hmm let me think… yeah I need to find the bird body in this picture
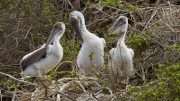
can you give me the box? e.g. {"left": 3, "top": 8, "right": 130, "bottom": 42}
{"left": 20, "top": 22, "right": 65, "bottom": 77}
{"left": 22, "top": 43, "right": 63, "bottom": 77}
{"left": 108, "top": 16, "right": 134, "bottom": 83}
{"left": 109, "top": 39, "right": 134, "bottom": 78}
{"left": 70, "top": 11, "right": 105, "bottom": 76}
{"left": 77, "top": 35, "right": 105, "bottom": 75}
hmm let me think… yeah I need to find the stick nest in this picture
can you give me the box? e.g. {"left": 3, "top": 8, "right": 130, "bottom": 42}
{"left": 31, "top": 75, "right": 114, "bottom": 101}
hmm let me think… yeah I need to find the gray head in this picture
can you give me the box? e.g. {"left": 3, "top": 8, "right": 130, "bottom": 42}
{"left": 108, "top": 16, "right": 128, "bottom": 35}
{"left": 69, "top": 11, "right": 85, "bottom": 39}
{"left": 46, "top": 22, "right": 65, "bottom": 45}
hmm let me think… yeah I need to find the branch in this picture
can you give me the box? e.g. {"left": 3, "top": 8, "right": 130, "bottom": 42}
{"left": 54, "top": 91, "right": 77, "bottom": 101}
{"left": 142, "top": 9, "right": 158, "bottom": 33}
{"left": 0, "top": 72, "right": 36, "bottom": 86}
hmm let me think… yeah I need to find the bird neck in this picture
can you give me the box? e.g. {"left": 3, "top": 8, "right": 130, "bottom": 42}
{"left": 117, "top": 31, "right": 126, "bottom": 45}
{"left": 52, "top": 33, "right": 63, "bottom": 45}
{"left": 45, "top": 33, "right": 55, "bottom": 47}
{"left": 80, "top": 29, "right": 92, "bottom": 41}
{"left": 79, "top": 18, "right": 92, "bottom": 41}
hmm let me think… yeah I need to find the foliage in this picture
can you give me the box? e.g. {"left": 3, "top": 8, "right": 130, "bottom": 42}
{"left": 128, "top": 34, "right": 147, "bottom": 52}
{"left": 125, "top": 63, "right": 180, "bottom": 101}
{"left": 44, "top": 69, "right": 56, "bottom": 80}
{"left": 101, "top": 0, "right": 140, "bottom": 13}
{"left": 118, "top": 2, "right": 140, "bottom": 13}
{"left": 3, "top": 80, "right": 17, "bottom": 90}
{"left": 61, "top": 39, "right": 80, "bottom": 61}
{"left": 166, "top": 43, "right": 180, "bottom": 52}
{"left": 124, "top": 4, "right": 140, "bottom": 13}
{"left": 102, "top": 0, "right": 119, "bottom": 7}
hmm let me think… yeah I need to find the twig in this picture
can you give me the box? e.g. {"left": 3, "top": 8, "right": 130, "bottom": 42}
{"left": 90, "top": 93, "right": 98, "bottom": 101}
{"left": 67, "top": 0, "right": 73, "bottom": 9}
{"left": 54, "top": 61, "right": 74, "bottom": 72}
{"left": 160, "top": 20, "right": 175, "bottom": 32}
{"left": 74, "top": 81, "right": 87, "bottom": 93}
{"left": 59, "top": 80, "right": 86, "bottom": 93}
{"left": 56, "top": 93, "right": 60, "bottom": 101}
{"left": 59, "top": 82, "right": 71, "bottom": 92}
{"left": 54, "top": 91, "right": 77, "bottom": 101}
{"left": 0, "top": 72, "right": 36, "bottom": 86}
{"left": 57, "top": 76, "right": 98, "bottom": 83}
{"left": 143, "top": 50, "right": 159, "bottom": 61}
{"left": 24, "top": 27, "right": 32, "bottom": 39}
{"left": 4, "top": 27, "right": 25, "bottom": 39}
{"left": 11, "top": 86, "right": 17, "bottom": 101}
{"left": 0, "top": 90, "right": 2, "bottom": 101}
{"left": 142, "top": 9, "right": 158, "bottom": 33}
{"left": 75, "top": 74, "right": 98, "bottom": 100}
{"left": 51, "top": 80, "right": 77, "bottom": 101}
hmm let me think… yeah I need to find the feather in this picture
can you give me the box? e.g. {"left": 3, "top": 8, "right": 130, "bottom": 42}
{"left": 20, "top": 47, "right": 47, "bottom": 71}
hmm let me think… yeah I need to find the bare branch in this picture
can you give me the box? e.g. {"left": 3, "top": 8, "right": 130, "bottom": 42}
{"left": 0, "top": 72, "right": 36, "bottom": 86}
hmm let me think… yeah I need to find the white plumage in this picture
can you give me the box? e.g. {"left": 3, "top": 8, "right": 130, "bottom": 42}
{"left": 108, "top": 16, "right": 134, "bottom": 87}
{"left": 20, "top": 22, "right": 65, "bottom": 77}
{"left": 70, "top": 11, "right": 106, "bottom": 76}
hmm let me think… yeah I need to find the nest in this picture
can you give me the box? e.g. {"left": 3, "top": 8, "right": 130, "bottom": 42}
{"left": 31, "top": 75, "right": 114, "bottom": 101}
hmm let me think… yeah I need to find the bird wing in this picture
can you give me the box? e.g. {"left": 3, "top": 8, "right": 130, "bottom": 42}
{"left": 128, "top": 48, "right": 134, "bottom": 58}
{"left": 101, "top": 38, "right": 106, "bottom": 47}
{"left": 108, "top": 48, "right": 118, "bottom": 77}
{"left": 109, "top": 48, "right": 115, "bottom": 63}
{"left": 20, "top": 46, "right": 47, "bottom": 71}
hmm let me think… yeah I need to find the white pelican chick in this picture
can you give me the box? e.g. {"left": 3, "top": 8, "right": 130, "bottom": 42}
{"left": 108, "top": 16, "right": 134, "bottom": 89}
{"left": 20, "top": 22, "right": 65, "bottom": 77}
{"left": 70, "top": 11, "right": 106, "bottom": 76}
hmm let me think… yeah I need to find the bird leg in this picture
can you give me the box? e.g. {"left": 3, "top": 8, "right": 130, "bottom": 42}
{"left": 36, "top": 70, "right": 49, "bottom": 98}
{"left": 36, "top": 77, "right": 48, "bottom": 98}
{"left": 125, "top": 76, "right": 129, "bottom": 92}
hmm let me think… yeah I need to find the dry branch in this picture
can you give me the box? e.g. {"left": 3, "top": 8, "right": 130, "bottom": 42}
{"left": 0, "top": 72, "right": 36, "bottom": 86}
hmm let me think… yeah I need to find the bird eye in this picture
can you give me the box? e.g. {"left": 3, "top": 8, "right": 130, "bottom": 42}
{"left": 119, "top": 18, "right": 123, "bottom": 21}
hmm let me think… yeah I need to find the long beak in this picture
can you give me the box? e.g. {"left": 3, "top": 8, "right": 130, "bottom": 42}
{"left": 108, "top": 25, "right": 116, "bottom": 35}
{"left": 70, "top": 16, "right": 82, "bottom": 40}
{"left": 108, "top": 20, "right": 126, "bottom": 35}
{"left": 46, "top": 25, "right": 62, "bottom": 46}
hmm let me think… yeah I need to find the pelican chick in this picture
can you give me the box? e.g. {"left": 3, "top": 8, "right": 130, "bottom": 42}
{"left": 108, "top": 16, "right": 134, "bottom": 90}
{"left": 70, "top": 11, "right": 106, "bottom": 76}
{"left": 20, "top": 22, "right": 65, "bottom": 77}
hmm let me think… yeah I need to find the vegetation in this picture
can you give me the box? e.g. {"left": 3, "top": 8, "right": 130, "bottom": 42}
{"left": 124, "top": 63, "right": 180, "bottom": 101}
{"left": 0, "top": 0, "right": 179, "bottom": 101}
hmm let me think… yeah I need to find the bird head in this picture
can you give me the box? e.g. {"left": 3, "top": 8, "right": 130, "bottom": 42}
{"left": 108, "top": 16, "right": 128, "bottom": 35}
{"left": 47, "top": 22, "right": 65, "bottom": 45}
{"left": 69, "top": 11, "right": 84, "bottom": 40}
{"left": 52, "top": 22, "right": 65, "bottom": 35}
